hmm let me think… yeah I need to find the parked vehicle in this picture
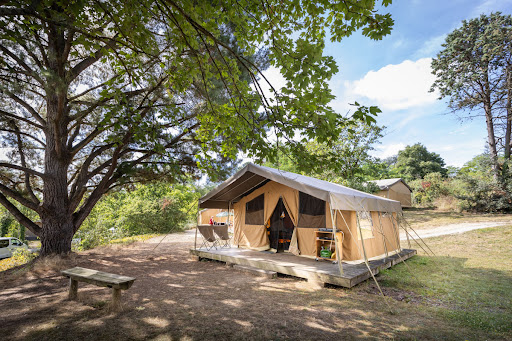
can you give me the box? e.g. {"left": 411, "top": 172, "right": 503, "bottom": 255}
{"left": 0, "top": 237, "right": 28, "bottom": 259}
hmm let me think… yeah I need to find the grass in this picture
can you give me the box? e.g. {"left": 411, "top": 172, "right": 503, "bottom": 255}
{"left": 2, "top": 213, "right": 511, "bottom": 339}
{"left": 0, "top": 249, "right": 37, "bottom": 272}
{"left": 379, "top": 224, "right": 512, "bottom": 337}
{"left": 107, "top": 234, "right": 159, "bottom": 245}
{"left": 403, "top": 208, "right": 512, "bottom": 229}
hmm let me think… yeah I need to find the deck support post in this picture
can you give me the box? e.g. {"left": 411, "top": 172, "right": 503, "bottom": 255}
{"left": 69, "top": 278, "right": 78, "bottom": 300}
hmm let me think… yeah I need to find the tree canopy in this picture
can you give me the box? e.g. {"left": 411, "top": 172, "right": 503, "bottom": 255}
{"left": 0, "top": 0, "right": 394, "bottom": 255}
{"left": 263, "top": 120, "right": 384, "bottom": 192}
{"left": 394, "top": 143, "right": 447, "bottom": 180}
{"left": 431, "top": 12, "right": 512, "bottom": 177}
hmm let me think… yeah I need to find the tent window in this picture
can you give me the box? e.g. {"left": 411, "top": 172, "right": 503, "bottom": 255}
{"left": 357, "top": 211, "right": 374, "bottom": 239}
{"left": 245, "top": 194, "right": 264, "bottom": 225}
{"left": 297, "top": 192, "right": 326, "bottom": 228}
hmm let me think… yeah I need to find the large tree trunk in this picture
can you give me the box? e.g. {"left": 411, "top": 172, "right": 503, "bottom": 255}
{"left": 483, "top": 99, "right": 500, "bottom": 179}
{"left": 39, "top": 217, "right": 74, "bottom": 256}
{"left": 505, "top": 64, "right": 512, "bottom": 161}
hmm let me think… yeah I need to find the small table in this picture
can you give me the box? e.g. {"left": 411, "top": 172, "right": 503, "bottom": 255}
{"left": 61, "top": 267, "right": 136, "bottom": 309}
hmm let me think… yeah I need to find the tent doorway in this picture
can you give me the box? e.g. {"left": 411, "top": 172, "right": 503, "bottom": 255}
{"left": 267, "top": 198, "right": 294, "bottom": 252}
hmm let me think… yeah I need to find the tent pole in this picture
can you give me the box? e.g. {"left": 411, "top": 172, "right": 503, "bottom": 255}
{"left": 330, "top": 208, "right": 344, "bottom": 275}
{"left": 194, "top": 206, "right": 198, "bottom": 250}
{"left": 340, "top": 211, "right": 392, "bottom": 313}
{"left": 400, "top": 213, "right": 411, "bottom": 248}
{"left": 400, "top": 213, "right": 436, "bottom": 256}
{"left": 391, "top": 214, "right": 432, "bottom": 256}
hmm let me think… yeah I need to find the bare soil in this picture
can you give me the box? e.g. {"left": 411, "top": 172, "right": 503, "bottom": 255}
{"left": 0, "top": 230, "right": 496, "bottom": 340}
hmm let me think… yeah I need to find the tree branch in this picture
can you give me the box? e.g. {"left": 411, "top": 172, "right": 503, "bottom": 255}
{"left": 0, "top": 192, "right": 41, "bottom": 236}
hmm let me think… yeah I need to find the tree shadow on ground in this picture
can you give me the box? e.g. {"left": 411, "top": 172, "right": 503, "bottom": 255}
{"left": 1, "top": 241, "right": 510, "bottom": 340}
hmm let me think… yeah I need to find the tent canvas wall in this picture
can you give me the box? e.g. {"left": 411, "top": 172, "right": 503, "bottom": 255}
{"left": 370, "top": 178, "right": 412, "bottom": 208}
{"left": 199, "top": 163, "right": 403, "bottom": 263}
{"left": 198, "top": 208, "right": 232, "bottom": 225}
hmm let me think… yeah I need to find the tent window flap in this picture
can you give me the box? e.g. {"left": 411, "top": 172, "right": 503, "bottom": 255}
{"left": 245, "top": 194, "right": 264, "bottom": 225}
{"left": 297, "top": 192, "right": 326, "bottom": 228}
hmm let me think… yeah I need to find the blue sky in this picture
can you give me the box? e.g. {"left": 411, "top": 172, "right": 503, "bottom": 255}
{"left": 265, "top": 0, "right": 512, "bottom": 167}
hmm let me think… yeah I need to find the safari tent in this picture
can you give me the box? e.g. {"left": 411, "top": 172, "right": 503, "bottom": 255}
{"left": 198, "top": 208, "right": 232, "bottom": 225}
{"left": 369, "top": 178, "right": 412, "bottom": 208}
{"left": 198, "top": 163, "right": 404, "bottom": 263}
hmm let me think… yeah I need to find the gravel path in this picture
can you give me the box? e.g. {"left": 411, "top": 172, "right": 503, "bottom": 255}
{"left": 400, "top": 221, "right": 509, "bottom": 240}
{"left": 145, "top": 223, "right": 511, "bottom": 245}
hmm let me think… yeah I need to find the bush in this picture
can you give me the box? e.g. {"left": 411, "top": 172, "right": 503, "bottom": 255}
{"left": 454, "top": 155, "right": 512, "bottom": 213}
{"left": 0, "top": 248, "right": 37, "bottom": 272}
{"left": 410, "top": 172, "right": 450, "bottom": 206}
{"left": 455, "top": 175, "right": 512, "bottom": 213}
{"left": 76, "top": 182, "right": 201, "bottom": 250}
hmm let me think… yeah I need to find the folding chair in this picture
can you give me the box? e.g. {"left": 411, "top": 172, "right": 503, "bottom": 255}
{"left": 213, "top": 224, "right": 231, "bottom": 249}
{"left": 197, "top": 225, "right": 219, "bottom": 251}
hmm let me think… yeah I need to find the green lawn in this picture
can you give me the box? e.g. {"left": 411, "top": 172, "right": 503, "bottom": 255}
{"left": 378, "top": 225, "right": 512, "bottom": 337}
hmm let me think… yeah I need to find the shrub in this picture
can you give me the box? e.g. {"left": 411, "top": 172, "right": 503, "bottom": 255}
{"left": 0, "top": 248, "right": 37, "bottom": 272}
{"left": 75, "top": 182, "right": 201, "bottom": 250}
{"left": 410, "top": 172, "right": 450, "bottom": 206}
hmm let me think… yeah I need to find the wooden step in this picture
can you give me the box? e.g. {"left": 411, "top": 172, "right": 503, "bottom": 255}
{"left": 232, "top": 264, "right": 277, "bottom": 279}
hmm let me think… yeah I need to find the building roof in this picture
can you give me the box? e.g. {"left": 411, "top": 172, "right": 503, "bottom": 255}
{"left": 369, "top": 178, "right": 412, "bottom": 192}
{"left": 199, "top": 163, "right": 402, "bottom": 212}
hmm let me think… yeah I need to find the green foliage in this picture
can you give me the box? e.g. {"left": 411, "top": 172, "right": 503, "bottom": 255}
{"left": 0, "top": 0, "right": 395, "bottom": 255}
{"left": 430, "top": 12, "right": 512, "bottom": 175}
{"left": 395, "top": 143, "right": 447, "bottom": 180}
{"left": 0, "top": 248, "right": 37, "bottom": 272}
{"left": 263, "top": 121, "right": 385, "bottom": 193}
{"left": 0, "top": 213, "right": 13, "bottom": 237}
{"left": 409, "top": 172, "right": 450, "bottom": 205}
{"left": 76, "top": 182, "right": 200, "bottom": 250}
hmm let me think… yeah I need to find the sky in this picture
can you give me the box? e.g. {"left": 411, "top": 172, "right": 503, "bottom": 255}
{"left": 263, "top": 0, "right": 512, "bottom": 167}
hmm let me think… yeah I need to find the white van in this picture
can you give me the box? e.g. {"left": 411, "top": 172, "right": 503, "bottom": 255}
{"left": 0, "top": 237, "right": 28, "bottom": 259}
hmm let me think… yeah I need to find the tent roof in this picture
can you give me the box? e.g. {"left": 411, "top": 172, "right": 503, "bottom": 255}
{"left": 369, "top": 178, "right": 412, "bottom": 192}
{"left": 199, "top": 163, "right": 402, "bottom": 212}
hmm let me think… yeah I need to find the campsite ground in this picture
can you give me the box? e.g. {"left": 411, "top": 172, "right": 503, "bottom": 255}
{"left": 1, "top": 215, "right": 511, "bottom": 340}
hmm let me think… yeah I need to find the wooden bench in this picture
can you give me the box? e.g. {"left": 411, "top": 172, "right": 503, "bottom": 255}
{"left": 61, "top": 267, "right": 136, "bottom": 309}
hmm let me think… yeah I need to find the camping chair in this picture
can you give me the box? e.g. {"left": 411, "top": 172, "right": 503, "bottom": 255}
{"left": 197, "top": 225, "right": 219, "bottom": 251}
{"left": 213, "top": 224, "right": 231, "bottom": 249}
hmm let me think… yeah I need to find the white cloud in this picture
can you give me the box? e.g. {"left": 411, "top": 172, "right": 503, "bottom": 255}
{"left": 349, "top": 58, "right": 439, "bottom": 111}
{"left": 371, "top": 143, "right": 406, "bottom": 159}
{"left": 471, "top": 0, "right": 512, "bottom": 17}
{"left": 414, "top": 34, "right": 446, "bottom": 58}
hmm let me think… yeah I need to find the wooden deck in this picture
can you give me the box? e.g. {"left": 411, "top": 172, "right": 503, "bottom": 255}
{"left": 190, "top": 247, "right": 416, "bottom": 288}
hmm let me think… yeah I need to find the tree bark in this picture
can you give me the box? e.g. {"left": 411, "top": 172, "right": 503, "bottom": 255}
{"left": 483, "top": 88, "right": 500, "bottom": 178}
{"left": 505, "top": 64, "right": 512, "bottom": 161}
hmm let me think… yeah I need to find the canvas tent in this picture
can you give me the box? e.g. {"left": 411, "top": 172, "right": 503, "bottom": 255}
{"left": 369, "top": 178, "right": 412, "bottom": 208}
{"left": 198, "top": 208, "right": 232, "bottom": 225}
{"left": 198, "top": 163, "right": 405, "bottom": 264}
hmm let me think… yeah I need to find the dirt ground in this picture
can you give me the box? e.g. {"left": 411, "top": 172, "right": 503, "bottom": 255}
{"left": 0, "top": 230, "right": 499, "bottom": 340}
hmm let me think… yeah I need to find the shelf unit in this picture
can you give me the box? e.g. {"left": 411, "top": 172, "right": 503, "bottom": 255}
{"left": 315, "top": 230, "right": 343, "bottom": 261}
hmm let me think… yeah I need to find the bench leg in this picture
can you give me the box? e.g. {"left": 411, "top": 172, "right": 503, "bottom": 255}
{"left": 69, "top": 279, "right": 78, "bottom": 300}
{"left": 111, "top": 288, "right": 122, "bottom": 310}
